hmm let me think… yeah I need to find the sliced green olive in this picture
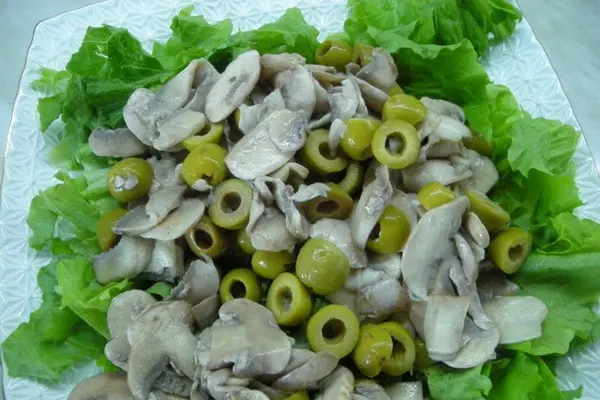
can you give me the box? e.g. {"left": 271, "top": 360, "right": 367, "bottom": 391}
{"left": 284, "top": 391, "right": 309, "bottom": 400}
{"left": 302, "top": 129, "right": 348, "bottom": 176}
{"left": 489, "top": 227, "right": 533, "bottom": 274}
{"left": 371, "top": 119, "right": 420, "bottom": 169}
{"left": 181, "top": 143, "right": 227, "bottom": 188}
{"left": 252, "top": 250, "right": 294, "bottom": 280}
{"left": 266, "top": 272, "right": 312, "bottom": 327}
{"left": 107, "top": 158, "right": 153, "bottom": 202}
{"left": 315, "top": 39, "right": 353, "bottom": 71}
{"left": 379, "top": 321, "right": 416, "bottom": 376}
{"left": 306, "top": 304, "right": 360, "bottom": 358}
{"left": 414, "top": 338, "right": 435, "bottom": 371}
{"left": 185, "top": 215, "right": 228, "bottom": 259}
{"left": 388, "top": 83, "right": 405, "bottom": 96}
{"left": 340, "top": 118, "right": 380, "bottom": 161}
{"left": 331, "top": 162, "right": 364, "bottom": 195}
{"left": 352, "top": 324, "right": 393, "bottom": 378}
{"left": 366, "top": 205, "right": 411, "bottom": 254}
{"left": 219, "top": 268, "right": 261, "bottom": 304}
{"left": 465, "top": 190, "right": 511, "bottom": 232}
{"left": 182, "top": 123, "right": 224, "bottom": 150}
{"left": 295, "top": 238, "right": 350, "bottom": 295}
{"left": 236, "top": 229, "right": 256, "bottom": 255}
{"left": 302, "top": 187, "right": 354, "bottom": 224}
{"left": 352, "top": 43, "right": 373, "bottom": 67}
{"left": 208, "top": 179, "right": 253, "bottom": 230}
{"left": 97, "top": 208, "right": 127, "bottom": 251}
{"left": 417, "top": 182, "right": 457, "bottom": 210}
{"left": 382, "top": 94, "right": 427, "bottom": 125}
{"left": 462, "top": 134, "right": 493, "bottom": 158}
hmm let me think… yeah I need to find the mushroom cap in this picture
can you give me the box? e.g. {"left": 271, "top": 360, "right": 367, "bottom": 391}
{"left": 424, "top": 294, "right": 470, "bottom": 361}
{"left": 108, "top": 290, "right": 157, "bottom": 340}
{"left": 89, "top": 128, "right": 148, "bottom": 158}
{"left": 483, "top": 296, "right": 547, "bottom": 344}
{"left": 274, "top": 65, "right": 316, "bottom": 117}
{"left": 154, "top": 110, "right": 206, "bottom": 151}
{"left": 247, "top": 207, "right": 298, "bottom": 252}
{"left": 170, "top": 257, "right": 220, "bottom": 306}
{"left": 238, "top": 90, "right": 286, "bottom": 135}
{"left": 459, "top": 150, "right": 499, "bottom": 194}
{"left": 357, "top": 278, "right": 409, "bottom": 321}
{"left": 205, "top": 50, "right": 261, "bottom": 122}
{"left": 68, "top": 372, "right": 133, "bottom": 400}
{"left": 271, "top": 350, "right": 338, "bottom": 391}
{"left": 124, "top": 88, "right": 158, "bottom": 146}
{"left": 93, "top": 236, "right": 154, "bottom": 284}
{"left": 141, "top": 240, "right": 185, "bottom": 283}
{"left": 433, "top": 115, "right": 471, "bottom": 142}
{"left": 140, "top": 198, "right": 206, "bottom": 241}
{"left": 352, "top": 77, "right": 388, "bottom": 113}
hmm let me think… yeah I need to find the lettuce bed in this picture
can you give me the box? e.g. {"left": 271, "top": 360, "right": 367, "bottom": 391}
{"left": 2, "top": 0, "right": 600, "bottom": 398}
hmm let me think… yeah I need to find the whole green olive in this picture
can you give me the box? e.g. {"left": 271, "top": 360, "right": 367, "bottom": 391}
{"left": 97, "top": 208, "right": 127, "bottom": 251}
{"left": 252, "top": 250, "right": 294, "bottom": 280}
{"left": 295, "top": 238, "right": 350, "bottom": 295}
{"left": 181, "top": 143, "right": 227, "bottom": 188}
{"left": 340, "top": 118, "right": 381, "bottom": 161}
{"left": 382, "top": 94, "right": 427, "bottom": 125}
{"left": 315, "top": 39, "right": 353, "bottom": 71}
{"left": 107, "top": 158, "right": 153, "bottom": 202}
{"left": 366, "top": 205, "right": 411, "bottom": 254}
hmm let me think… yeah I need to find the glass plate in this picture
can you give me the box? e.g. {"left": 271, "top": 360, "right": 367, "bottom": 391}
{"left": 1, "top": 0, "right": 599, "bottom": 398}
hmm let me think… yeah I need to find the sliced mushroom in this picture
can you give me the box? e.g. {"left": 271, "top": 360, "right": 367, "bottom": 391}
{"left": 205, "top": 50, "right": 261, "bottom": 122}
{"left": 357, "top": 277, "right": 409, "bottom": 321}
{"left": 458, "top": 149, "right": 499, "bottom": 194}
{"left": 389, "top": 189, "right": 418, "bottom": 234}
{"left": 416, "top": 110, "right": 442, "bottom": 141}
{"left": 433, "top": 115, "right": 471, "bottom": 142}
{"left": 349, "top": 164, "right": 393, "bottom": 249}
{"left": 170, "top": 257, "right": 220, "bottom": 306}
{"left": 345, "top": 268, "right": 386, "bottom": 291}
{"left": 148, "top": 155, "right": 185, "bottom": 194}
{"left": 313, "top": 77, "right": 331, "bottom": 115}
{"left": 269, "top": 162, "right": 309, "bottom": 183}
{"left": 208, "top": 299, "right": 292, "bottom": 377}
{"left": 328, "top": 118, "right": 346, "bottom": 156}
{"left": 183, "top": 59, "right": 220, "bottom": 113}
{"left": 400, "top": 197, "right": 469, "bottom": 300}
{"left": 444, "top": 319, "right": 499, "bottom": 369}
{"left": 127, "top": 301, "right": 199, "bottom": 400}
{"left": 420, "top": 97, "right": 465, "bottom": 122}
{"left": 449, "top": 263, "right": 492, "bottom": 331}
{"left": 140, "top": 198, "right": 205, "bottom": 241}
{"left": 352, "top": 77, "right": 388, "bottom": 113}
{"left": 477, "top": 268, "right": 519, "bottom": 302}
{"left": 272, "top": 183, "right": 311, "bottom": 240}
{"left": 454, "top": 234, "right": 478, "bottom": 285}
{"left": 408, "top": 301, "right": 427, "bottom": 339}
{"left": 356, "top": 48, "right": 398, "bottom": 93}
{"left": 124, "top": 88, "right": 158, "bottom": 146}
{"left": 93, "top": 236, "right": 154, "bottom": 284}
{"left": 424, "top": 295, "right": 470, "bottom": 361}
{"left": 317, "top": 366, "right": 354, "bottom": 400}
{"left": 483, "top": 296, "right": 548, "bottom": 344}
{"left": 307, "top": 112, "right": 333, "bottom": 131}
{"left": 427, "top": 140, "right": 461, "bottom": 158}
{"left": 401, "top": 160, "right": 473, "bottom": 192}
{"left": 271, "top": 350, "right": 338, "bottom": 391}
{"left": 237, "top": 89, "right": 286, "bottom": 135}
{"left": 384, "top": 382, "right": 423, "bottom": 400}
{"left": 68, "top": 372, "right": 133, "bottom": 400}
{"left": 191, "top": 294, "right": 221, "bottom": 331}
{"left": 354, "top": 380, "right": 392, "bottom": 400}
{"left": 247, "top": 207, "right": 298, "bottom": 252}
{"left": 154, "top": 110, "right": 206, "bottom": 151}
{"left": 463, "top": 212, "right": 490, "bottom": 248}
{"left": 326, "top": 288, "right": 360, "bottom": 317}
{"left": 275, "top": 65, "right": 316, "bottom": 116}
{"left": 328, "top": 79, "right": 360, "bottom": 121}
{"left": 260, "top": 53, "right": 306, "bottom": 82}
{"left": 306, "top": 64, "right": 345, "bottom": 85}
{"left": 369, "top": 253, "right": 402, "bottom": 279}
{"left": 140, "top": 240, "right": 184, "bottom": 283}
{"left": 310, "top": 219, "right": 368, "bottom": 269}
{"left": 89, "top": 128, "right": 148, "bottom": 158}
{"left": 201, "top": 368, "right": 252, "bottom": 400}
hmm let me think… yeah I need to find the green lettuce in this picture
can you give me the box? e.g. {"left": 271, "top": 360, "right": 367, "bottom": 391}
{"left": 425, "top": 364, "right": 492, "bottom": 400}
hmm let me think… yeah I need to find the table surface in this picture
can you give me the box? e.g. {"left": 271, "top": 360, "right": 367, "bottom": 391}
{"left": 0, "top": 0, "right": 598, "bottom": 170}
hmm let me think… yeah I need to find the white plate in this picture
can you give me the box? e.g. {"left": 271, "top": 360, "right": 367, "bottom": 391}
{"left": 1, "top": 0, "right": 600, "bottom": 398}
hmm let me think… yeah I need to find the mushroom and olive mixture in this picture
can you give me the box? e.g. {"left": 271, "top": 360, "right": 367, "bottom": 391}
{"left": 70, "top": 41, "right": 547, "bottom": 400}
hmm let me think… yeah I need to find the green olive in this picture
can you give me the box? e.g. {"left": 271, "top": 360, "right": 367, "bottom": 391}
{"left": 465, "top": 190, "right": 511, "bottom": 232}
{"left": 352, "top": 324, "right": 393, "bottom": 378}
{"left": 315, "top": 39, "right": 353, "bottom": 71}
{"left": 185, "top": 215, "right": 228, "bottom": 259}
{"left": 295, "top": 238, "right": 350, "bottom": 295}
{"left": 379, "top": 321, "right": 416, "bottom": 376}
{"left": 181, "top": 143, "right": 227, "bottom": 188}
{"left": 340, "top": 118, "right": 380, "bottom": 161}
{"left": 371, "top": 119, "right": 420, "bottom": 169}
{"left": 182, "top": 123, "right": 224, "bottom": 150}
{"left": 388, "top": 83, "right": 405, "bottom": 96}
{"left": 417, "top": 182, "right": 457, "bottom": 210}
{"left": 302, "top": 129, "right": 348, "bottom": 176}
{"left": 252, "top": 250, "right": 294, "bottom": 280}
{"left": 219, "top": 268, "right": 261, "bottom": 304}
{"left": 97, "top": 208, "right": 127, "bottom": 251}
{"left": 306, "top": 304, "right": 360, "bottom": 358}
{"left": 107, "top": 158, "right": 153, "bottom": 202}
{"left": 302, "top": 187, "right": 354, "bottom": 224}
{"left": 366, "top": 205, "right": 411, "bottom": 254}
{"left": 414, "top": 338, "right": 435, "bottom": 371}
{"left": 236, "top": 229, "right": 256, "bottom": 255}
{"left": 382, "top": 94, "right": 427, "bottom": 125}
{"left": 462, "top": 134, "right": 493, "bottom": 158}
{"left": 489, "top": 227, "right": 533, "bottom": 274}
{"left": 284, "top": 391, "right": 309, "bottom": 400}
{"left": 331, "top": 162, "right": 364, "bottom": 195}
{"left": 208, "top": 179, "right": 253, "bottom": 230}
{"left": 266, "top": 272, "right": 312, "bottom": 326}
{"left": 352, "top": 43, "right": 373, "bottom": 67}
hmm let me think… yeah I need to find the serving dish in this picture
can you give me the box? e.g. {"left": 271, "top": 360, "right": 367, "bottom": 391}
{"left": 1, "top": 0, "right": 599, "bottom": 398}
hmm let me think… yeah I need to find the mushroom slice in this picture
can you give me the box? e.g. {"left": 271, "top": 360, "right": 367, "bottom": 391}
{"left": 275, "top": 65, "right": 316, "bottom": 116}
{"left": 290, "top": 182, "right": 330, "bottom": 203}
{"left": 424, "top": 295, "right": 470, "bottom": 361}
{"left": 433, "top": 115, "right": 472, "bottom": 142}
{"left": 272, "top": 183, "right": 311, "bottom": 240}
{"left": 349, "top": 164, "right": 393, "bottom": 249}
{"left": 449, "top": 263, "right": 492, "bottom": 331}
{"left": 89, "top": 128, "right": 148, "bottom": 158}
{"left": 369, "top": 253, "right": 402, "bottom": 279}
{"left": 140, "top": 198, "right": 205, "bottom": 241}
{"left": 310, "top": 219, "right": 368, "bottom": 269}
{"left": 260, "top": 53, "right": 306, "bottom": 82}
{"left": 401, "top": 160, "right": 473, "bottom": 192}
{"left": 201, "top": 368, "right": 252, "bottom": 400}
{"left": 205, "top": 50, "right": 261, "bottom": 122}
{"left": 127, "top": 301, "right": 199, "bottom": 400}
{"left": 483, "top": 296, "right": 548, "bottom": 344}
{"left": 154, "top": 110, "right": 206, "bottom": 151}
{"left": 148, "top": 155, "right": 185, "bottom": 194}
{"left": 427, "top": 140, "right": 461, "bottom": 158}
{"left": 93, "top": 236, "right": 154, "bottom": 284}
{"left": 352, "top": 77, "right": 388, "bottom": 113}
{"left": 328, "top": 118, "right": 346, "bottom": 156}
{"left": 357, "top": 277, "right": 409, "bottom": 321}
{"left": 454, "top": 234, "right": 478, "bottom": 285}
{"left": 477, "top": 269, "right": 519, "bottom": 302}
{"left": 421, "top": 97, "right": 465, "bottom": 122}
{"left": 306, "top": 64, "right": 345, "bottom": 85}
{"left": 140, "top": 240, "right": 184, "bottom": 283}
{"left": 459, "top": 149, "right": 499, "bottom": 194}
{"left": 67, "top": 372, "right": 133, "bottom": 400}
{"left": 345, "top": 268, "right": 386, "bottom": 291}
{"left": 124, "top": 88, "right": 158, "bottom": 145}
{"left": 389, "top": 189, "right": 418, "bottom": 234}
{"left": 409, "top": 301, "right": 427, "bottom": 339}
{"left": 328, "top": 79, "right": 360, "bottom": 121}
{"left": 271, "top": 351, "right": 338, "bottom": 391}
{"left": 191, "top": 294, "right": 221, "bottom": 331}
{"left": 326, "top": 289, "right": 360, "bottom": 317}
{"left": 307, "top": 112, "right": 333, "bottom": 131}
{"left": 226, "top": 109, "right": 305, "bottom": 180}
{"left": 170, "top": 257, "right": 220, "bottom": 306}
{"left": 356, "top": 48, "right": 398, "bottom": 93}
{"left": 354, "top": 380, "right": 392, "bottom": 400}
{"left": 270, "top": 162, "right": 309, "bottom": 183}
{"left": 463, "top": 212, "right": 490, "bottom": 248}
{"left": 208, "top": 299, "right": 292, "bottom": 377}
{"left": 317, "top": 366, "right": 354, "bottom": 400}
{"left": 416, "top": 111, "right": 442, "bottom": 141}
{"left": 384, "top": 382, "right": 424, "bottom": 400}
{"left": 313, "top": 77, "right": 331, "bottom": 115}
{"left": 247, "top": 207, "right": 298, "bottom": 252}
{"left": 444, "top": 319, "right": 500, "bottom": 369}
{"left": 184, "top": 60, "right": 220, "bottom": 113}
{"left": 238, "top": 89, "right": 286, "bottom": 135}
{"left": 400, "top": 197, "right": 469, "bottom": 300}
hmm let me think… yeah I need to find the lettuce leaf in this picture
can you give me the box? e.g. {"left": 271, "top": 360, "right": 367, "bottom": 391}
{"left": 425, "top": 364, "right": 492, "bottom": 400}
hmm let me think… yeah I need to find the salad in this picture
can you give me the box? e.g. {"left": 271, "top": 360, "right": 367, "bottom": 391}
{"left": 2, "top": 0, "right": 600, "bottom": 399}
